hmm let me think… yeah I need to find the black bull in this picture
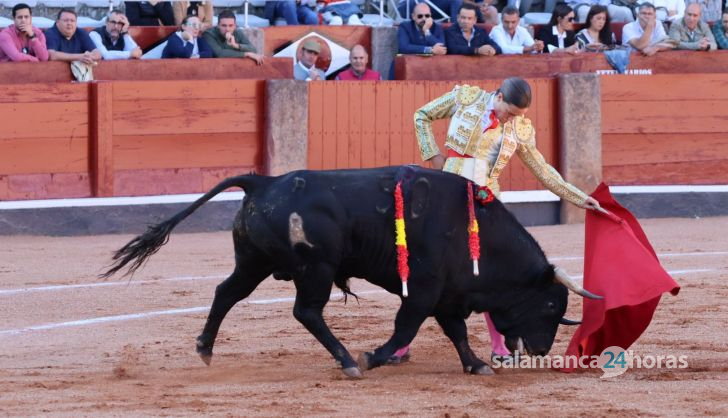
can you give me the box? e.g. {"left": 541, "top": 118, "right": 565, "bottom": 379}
{"left": 103, "top": 166, "right": 600, "bottom": 378}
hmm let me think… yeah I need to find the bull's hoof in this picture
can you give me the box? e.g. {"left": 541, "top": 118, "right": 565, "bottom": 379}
{"left": 357, "top": 352, "right": 374, "bottom": 371}
{"left": 198, "top": 352, "right": 212, "bottom": 366}
{"left": 342, "top": 366, "right": 363, "bottom": 379}
{"left": 465, "top": 364, "right": 494, "bottom": 376}
{"left": 196, "top": 338, "right": 212, "bottom": 366}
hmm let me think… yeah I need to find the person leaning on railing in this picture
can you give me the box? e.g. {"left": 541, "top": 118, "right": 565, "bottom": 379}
{"left": 575, "top": 5, "right": 618, "bottom": 51}
{"left": 711, "top": 11, "right": 728, "bottom": 49}
{"left": 0, "top": 3, "right": 48, "bottom": 62}
{"left": 162, "top": 15, "right": 213, "bottom": 58}
{"left": 202, "top": 9, "right": 264, "bottom": 65}
{"left": 89, "top": 9, "right": 143, "bottom": 60}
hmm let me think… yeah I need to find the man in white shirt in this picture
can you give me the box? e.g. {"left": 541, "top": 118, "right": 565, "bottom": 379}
{"left": 622, "top": 2, "right": 675, "bottom": 55}
{"left": 89, "top": 9, "right": 142, "bottom": 60}
{"left": 489, "top": 7, "right": 544, "bottom": 54}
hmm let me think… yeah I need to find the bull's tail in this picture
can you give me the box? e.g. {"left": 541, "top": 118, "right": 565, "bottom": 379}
{"left": 100, "top": 173, "right": 266, "bottom": 278}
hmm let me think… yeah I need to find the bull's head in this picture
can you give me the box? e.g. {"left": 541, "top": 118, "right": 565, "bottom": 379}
{"left": 489, "top": 267, "right": 602, "bottom": 357}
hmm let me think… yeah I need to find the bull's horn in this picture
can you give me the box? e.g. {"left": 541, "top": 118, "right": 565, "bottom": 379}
{"left": 553, "top": 267, "right": 604, "bottom": 300}
{"left": 559, "top": 318, "right": 581, "bottom": 325}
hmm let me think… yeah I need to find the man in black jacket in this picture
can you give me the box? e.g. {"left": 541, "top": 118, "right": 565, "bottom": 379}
{"left": 444, "top": 3, "right": 501, "bottom": 56}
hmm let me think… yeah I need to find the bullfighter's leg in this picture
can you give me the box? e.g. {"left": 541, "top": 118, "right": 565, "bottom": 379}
{"left": 196, "top": 260, "right": 272, "bottom": 365}
{"left": 437, "top": 314, "right": 493, "bottom": 375}
{"left": 484, "top": 312, "right": 510, "bottom": 357}
{"left": 292, "top": 263, "right": 361, "bottom": 378}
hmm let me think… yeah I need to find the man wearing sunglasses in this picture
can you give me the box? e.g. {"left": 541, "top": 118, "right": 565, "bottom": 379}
{"left": 89, "top": 9, "right": 142, "bottom": 60}
{"left": 397, "top": 3, "right": 447, "bottom": 55}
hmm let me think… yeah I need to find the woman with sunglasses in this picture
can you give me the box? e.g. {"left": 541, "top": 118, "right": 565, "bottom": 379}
{"left": 575, "top": 5, "right": 617, "bottom": 51}
{"left": 162, "top": 15, "right": 213, "bottom": 59}
{"left": 536, "top": 4, "right": 580, "bottom": 54}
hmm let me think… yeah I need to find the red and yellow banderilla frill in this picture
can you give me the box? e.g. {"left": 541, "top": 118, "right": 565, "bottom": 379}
{"left": 394, "top": 181, "right": 409, "bottom": 297}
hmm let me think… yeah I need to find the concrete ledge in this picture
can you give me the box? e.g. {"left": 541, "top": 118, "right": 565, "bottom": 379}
{"left": 265, "top": 80, "right": 309, "bottom": 175}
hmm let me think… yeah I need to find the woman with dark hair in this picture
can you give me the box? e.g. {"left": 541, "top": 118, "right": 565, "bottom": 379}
{"left": 162, "top": 15, "right": 213, "bottom": 59}
{"left": 536, "top": 4, "right": 579, "bottom": 54}
{"left": 576, "top": 5, "right": 617, "bottom": 51}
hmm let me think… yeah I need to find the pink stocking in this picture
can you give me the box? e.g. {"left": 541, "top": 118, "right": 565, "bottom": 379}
{"left": 393, "top": 345, "right": 410, "bottom": 358}
{"left": 484, "top": 312, "right": 510, "bottom": 356}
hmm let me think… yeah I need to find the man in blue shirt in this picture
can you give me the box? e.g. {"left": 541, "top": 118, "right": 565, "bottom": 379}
{"left": 45, "top": 8, "right": 100, "bottom": 64}
{"left": 445, "top": 3, "right": 501, "bottom": 56}
{"left": 397, "top": 3, "right": 447, "bottom": 55}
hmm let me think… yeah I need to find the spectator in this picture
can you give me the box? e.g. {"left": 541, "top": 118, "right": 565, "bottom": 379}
{"left": 125, "top": 1, "right": 175, "bottom": 26}
{"left": 510, "top": 0, "right": 557, "bottom": 17}
{"left": 173, "top": 1, "right": 214, "bottom": 30}
{"left": 686, "top": 0, "right": 721, "bottom": 23}
{"left": 650, "top": 0, "right": 685, "bottom": 22}
{"left": 89, "top": 9, "right": 142, "bottom": 60}
{"left": 265, "top": 0, "right": 319, "bottom": 25}
{"left": 162, "top": 15, "right": 213, "bottom": 58}
{"left": 0, "top": 3, "right": 48, "bottom": 62}
{"left": 570, "top": 0, "right": 633, "bottom": 23}
{"left": 489, "top": 6, "right": 544, "bottom": 54}
{"left": 476, "top": 0, "right": 499, "bottom": 25}
{"left": 397, "top": 3, "right": 447, "bottom": 55}
{"left": 320, "top": 0, "right": 364, "bottom": 25}
{"left": 294, "top": 39, "right": 326, "bottom": 80}
{"left": 575, "top": 5, "right": 617, "bottom": 50}
{"left": 203, "top": 9, "right": 264, "bottom": 64}
{"left": 445, "top": 3, "right": 502, "bottom": 55}
{"left": 668, "top": 3, "right": 716, "bottom": 50}
{"left": 536, "top": 4, "right": 580, "bottom": 54}
{"left": 398, "top": 0, "right": 465, "bottom": 22}
{"left": 711, "top": 11, "right": 728, "bottom": 49}
{"left": 336, "top": 44, "right": 381, "bottom": 80}
{"left": 622, "top": 2, "right": 675, "bottom": 55}
{"left": 45, "top": 9, "right": 101, "bottom": 64}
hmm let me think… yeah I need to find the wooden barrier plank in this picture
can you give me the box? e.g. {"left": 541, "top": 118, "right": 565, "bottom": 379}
{"left": 113, "top": 133, "right": 259, "bottom": 170}
{"left": 112, "top": 98, "right": 259, "bottom": 135}
{"left": 0, "top": 137, "right": 88, "bottom": 174}
{"left": 388, "top": 83, "right": 404, "bottom": 166}
{"left": 360, "top": 82, "right": 377, "bottom": 168}
{"left": 0, "top": 83, "right": 88, "bottom": 103}
{"left": 0, "top": 172, "right": 91, "bottom": 200}
{"left": 602, "top": 99, "right": 728, "bottom": 134}
{"left": 335, "top": 82, "right": 351, "bottom": 168}
{"left": 308, "top": 82, "right": 324, "bottom": 170}
{"left": 112, "top": 79, "right": 263, "bottom": 101}
{"left": 604, "top": 160, "right": 728, "bottom": 185}
{"left": 94, "top": 58, "right": 293, "bottom": 81}
{"left": 400, "top": 81, "right": 417, "bottom": 165}
{"left": 603, "top": 133, "right": 728, "bottom": 166}
{"left": 320, "top": 83, "right": 338, "bottom": 170}
{"left": 0, "top": 102, "right": 88, "bottom": 139}
{"left": 374, "top": 84, "right": 391, "bottom": 167}
{"left": 91, "top": 82, "right": 114, "bottom": 197}
{"left": 601, "top": 74, "right": 728, "bottom": 102}
{"left": 347, "top": 82, "right": 363, "bottom": 168}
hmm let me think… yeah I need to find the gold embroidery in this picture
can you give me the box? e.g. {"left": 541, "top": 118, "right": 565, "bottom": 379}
{"left": 456, "top": 85, "right": 483, "bottom": 106}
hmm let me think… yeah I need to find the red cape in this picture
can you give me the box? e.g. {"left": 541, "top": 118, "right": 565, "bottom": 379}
{"left": 560, "top": 183, "right": 680, "bottom": 372}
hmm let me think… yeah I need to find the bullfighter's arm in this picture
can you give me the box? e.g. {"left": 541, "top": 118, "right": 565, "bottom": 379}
{"left": 514, "top": 117, "right": 589, "bottom": 207}
{"left": 414, "top": 88, "right": 458, "bottom": 161}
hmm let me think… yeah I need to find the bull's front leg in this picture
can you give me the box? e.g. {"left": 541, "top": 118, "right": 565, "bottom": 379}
{"left": 292, "top": 263, "right": 361, "bottom": 378}
{"left": 435, "top": 314, "right": 493, "bottom": 375}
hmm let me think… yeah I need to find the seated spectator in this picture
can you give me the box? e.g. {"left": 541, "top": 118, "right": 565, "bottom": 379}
{"left": 45, "top": 9, "right": 101, "bottom": 64}
{"left": 649, "top": 0, "right": 685, "bottom": 22}
{"left": 89, "top": 9, "right": 142, "bottom": 60}
{"left": 265, "top": 0, "right": 319, "bottom": 25}
{"left": 510, "top": 0, "right": 557, "bottom": 16}
{"left": 686, "top": 0, "right": 721, "bottom": 23}
{"left": 622, "top": 2, "right": 675, "bottom": 55}
{"left": 336, "top": 44, "right": 381, "bottom": 80}
{"left": 397, "top": 3, "right": 447, "bottom": 55}
{"left": 711, "top": 11, "right": 728, "bottom": 49}
{"left": 536, "top": 4, "right": 580, "bottom": 54}
{"left": 575, "top": 5, "right": 617, "bottom": 50}
{"left": 125, "top": 1, "right": 175, "bottom": 26}
{"left": 162, "top": 15, "right": 213, "bottom": 58}
{"left": 398, "top": 0, "right": 466, "bottom": 22}
{"left": 173, "top": 1, "right": 214, "bottom": 30}
{"left": 0, "top": 3, "right": 48, "bottom": 62}
{"left": 445, "top": 3, "right": 501, "bottom": 55}
{"left": 476, "top": 0, "right": 499, "bottom": 25}
{"left": 490, "top": 6, "right": 544, "bottom": 54}
{"left": 570, "top": 0, "right": 633, "bottom": 23}
{"left": 294, "top": 39, "right": 326, "bottom": 80}
{"left": 203, "top": 9, "right": 264, "bottom": 64}
{"left": 320, "top": 0, "right": 364, "bottom": 25}
{"left": 668, "top": 3, "right": 716, "bottom": 50}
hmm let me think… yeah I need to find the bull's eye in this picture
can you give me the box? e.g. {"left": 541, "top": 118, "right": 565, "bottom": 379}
{"left": 547, "top": 301, "right": 556, "bottom": 311}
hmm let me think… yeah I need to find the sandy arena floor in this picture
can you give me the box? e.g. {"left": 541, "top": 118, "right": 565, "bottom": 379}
{"left": 1, "top": 216, "right": 727, "bottom": 417}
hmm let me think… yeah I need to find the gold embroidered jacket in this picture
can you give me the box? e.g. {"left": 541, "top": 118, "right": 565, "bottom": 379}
{"left": 414, "top": 85, "right": 588, "bottom": 206}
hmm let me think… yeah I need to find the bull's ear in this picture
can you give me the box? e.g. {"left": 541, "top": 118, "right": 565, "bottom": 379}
{"left": 410, "top": 177, "right": 431, "bottom": 219}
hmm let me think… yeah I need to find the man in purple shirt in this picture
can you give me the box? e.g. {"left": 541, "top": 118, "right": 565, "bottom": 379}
{"left": 45, "top": 8, "right": 101, "bottom": 64}
{"left": 0, "top": 3, "right": 48, "bottom": 62}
